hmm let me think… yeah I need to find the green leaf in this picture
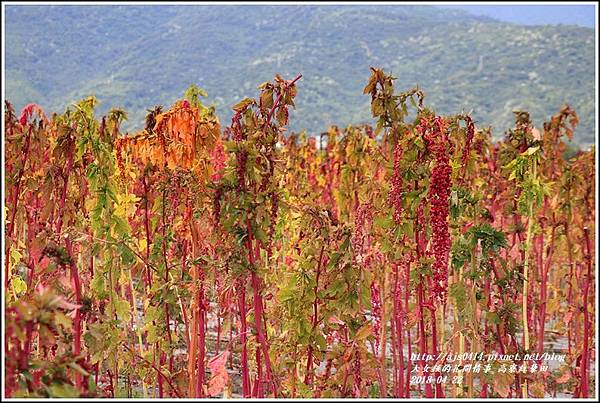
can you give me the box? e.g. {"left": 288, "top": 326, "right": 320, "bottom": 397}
{"left": 279, "top": 281, "right": 296, "bottom": 303}
{"left": 255, "top": 226, "right": 268, "bottom": 243}
{"left": 69, "top": 362, "right": 90, "bottom": 376}
{"left": 260, "top": 89, "right": 274, "bottom": 110}
{"left": 12, "top": 276, "right": 27, "bottom": 296}
{"left": 91, "top": 272, "right": 107, "bottom": 299}
{"left": 315, "top": 333, "right": 327, "bottom": 351}
{"left": 232, "top": 98, "right": 254, "bottom": 112}
{"left": 486, "top": 311, "right": 501, "bottom": 325}
{"left": 522, "top": 146, "right": 540, "bottom": 156}
{"left": 355, "top": 324, "right": 372, "bottom": 340}
{"left": 374, "top": 215, "right": 394, "bottom": 229}
{"left": 115, "top": 299, "right": 131, "bottom": 322}
{"left": 49, "top": 383, "right": 80, "bottom": 398}
{"left": 54, "top": 311, "right": 72, "bottom": 330}
{"left": 449, "top": 282, "right": 467, "bottom": 311}
{"left": 112, "top": 216, "right": 131, "bottom": 237}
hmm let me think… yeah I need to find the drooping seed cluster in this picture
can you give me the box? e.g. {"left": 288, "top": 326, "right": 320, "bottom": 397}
{"left": 115, "top": 138, "right": 126, "bottom": 179}
{"left": 370, "top": 281, "right": 382, "bottom": 352}
{"left": 267, "top": 192, "right": 279, "bottom": 257}
{"left": 390, "top": 142, "right": 403, "bottom": 224}
{"left": 230, "top": 112, "right": 248, "bottom": 192}
{"left": 236, "top": 151, "right": 248, "bottom": 192}
{"left": 461, "top": 116, "right": 475, "bottom": 177}
{"left": 425, "top": 116, "right": 452, "bottom": 304}
{"left": 210, "top": 140, "right": 226, "bottom": 182}
{"left": 213, "top": 186, "right": 224, "bottom": 225}
{"left": 351, "top": 203, "right": 373, "bottom": 268}
{"left": 352, "top": 350, "right": 362, "bottom": 397}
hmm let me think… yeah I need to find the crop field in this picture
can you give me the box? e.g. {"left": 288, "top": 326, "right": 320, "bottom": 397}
{"left": 3, "top": 68, "right": 596, "bottom": 398}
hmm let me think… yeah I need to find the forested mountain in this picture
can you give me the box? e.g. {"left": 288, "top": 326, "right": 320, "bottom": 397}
{"left": 5, "top": 5, "right": 595, "bottom": 145}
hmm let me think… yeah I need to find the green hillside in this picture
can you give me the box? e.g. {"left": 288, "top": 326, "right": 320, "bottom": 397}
{"left": 4, "top": 5, "right": 596, "bottom": 145}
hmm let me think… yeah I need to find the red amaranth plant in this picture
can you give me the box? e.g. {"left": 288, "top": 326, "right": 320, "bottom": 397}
{"left": 4, "top": 69, "right": 595, "bottom": 399}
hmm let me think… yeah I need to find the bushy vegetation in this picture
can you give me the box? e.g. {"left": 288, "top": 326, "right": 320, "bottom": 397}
{"left": 4, "top": 68, "right": 595, "bottom": 398}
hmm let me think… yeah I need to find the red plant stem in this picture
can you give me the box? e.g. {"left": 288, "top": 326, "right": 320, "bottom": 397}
{"left": 123, "top": 344, "right": 182, "bottom": 398}
{"left": 157, "top": 341, "right": 164, "bottom": 397}
{"left": 65, "top": 238, "right": 83, "bottom": 389}
{"left": 6, "top": 127, "right": 31, "bottom": 238}
{"left": 579, "top": 227, "right": 592, "bottom": 397}
{"left": 565, "top": 221, "right": 574, "bottom": 357}
{"left": 379, "top": 278, "right": 388, "bottom": 395}
{"left": 317, "top": 358, "right": 333, "bottom": 397}
{"left": 251, "top": 270, "right": 277, "bottom": 395}
{"left": 108, "top": 369, "right": 115, "bottom": 398}
{"left": 51, "top": 139, "right": 80, "bottom": 389}
{"left": 19, "top": 321, "right": 34, "bottom": 373}
{"left": 228, "top": 326, "right": 234, "bottom": 369}
{"left": 404, "top": 261, "right": 412, "bottom": 398}
{"left": 489, "top": 259, "right": 507, "bottom": 354}
{"left": 537, "top": 224, "right": 556, "bottom": 363}
{"left": 533, "top": 233, "right": 542, "bottom": 340}
{"left": 416, "top": 283, "right": 432, "bottom": 396}
{"left": 195, "top": 270, "right": 206, "bottom": 397}
{"left": 26, "top": 197, "right": 39, "bottom": 289}
{"left": 237, "top": 278, "right": 251, "bottom": 397}
{"left": 262, "top": 74, "right": 302, "bottom": 131}
{"left": 430, "top": 307, "right": 444, "bottom": 398}
{"left": 216, "top": 306, "right": 221, "bottom": 355}
{"left": 246, "top": 218, "right": 278, "bottom": 396}
{"left": 6, "top": 127, "right": 32, "bottom": 289}
{"left": 55, "top": 138, "right": 75, "bottom": 237}
{"left": 392, "top": 263, "right": 405, "bottom": 397}
{"left": 161, "top": 187, "right": 174, "bottom": 391}
{"left": 143, "top": 174, "right": 153, "bottom": 290}
{"left": 254, "top": 347, "right": 263, "bottom": 397}
{"left": 390, "top": 315, "right": 399, "bottom": 396}
{"left": 305, "top": 244, "right": 326, "bottom": 386}
{"left": 180, "top": 241, "right": 190, "bottom": 347}
{"left": 414, "top": 200, "right": 433, "bottom": 398}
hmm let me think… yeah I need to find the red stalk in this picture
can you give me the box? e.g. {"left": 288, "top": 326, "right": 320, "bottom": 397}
{"left": 305, "top": 244, "right": 326, "bottom": 387}
{"left": 537, "top": 224, "right": 556, "bottom": 363}
{"left": 395, "top": 270, "right": 405, "bottom": 397}
{"left": 250, "top": 270, "right": 277, "bottom": 395}
{"left": 565, "top": 221, "right": 574, "bottom": 357}
{"left": 161, "top": 187, "right": 174, "bottom": 394}
{"left": 237, "top": 278, "right": 251, "bottom": 397}
{"left": 404, "top": 261, "right": 412, "bottom": 397}
{"left": 195, "top": 270, "right": 206, "bottom": 397}
{"left": 143, "top": 174, "right": 153, "bottom": 290}
{"left": 26, "top": 197, "right": 40, "bottom": 289}
{"left": 55, "top": 134, "right": 75, "bottom": 237}
{"left": 6, "top": 127, "right": 32, "bottom": 289}
{"left": 157, "top": 341, "right": 163, "bottom": 397}
{"left": 414, "top": 199, "right": 433, "bottom": 398}
{"left": 390, "top": 315, "right": 399, "bottom": 396}
{"left": 253, "top": 347, "right": 263, "bottom": 397}
{"left": 579, "top": 227, "right": 592, "bottom": 397}
{"left": 246, "top": 218, "right": 278, "bottom": 396}
{"left": 430, "top": 307, "right": 444, "bottom": 397}
{"left": 65, "top": 238, "right": 83, "bottom": 389}
{"left": 416, "top": 282, "right": 432, "bottom": 397}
